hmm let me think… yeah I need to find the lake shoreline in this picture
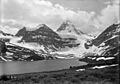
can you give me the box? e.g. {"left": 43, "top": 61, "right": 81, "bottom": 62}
{"left": 0, "top": 64, "right": 119, "bottom": 84}
{"left": 0, "top": 59, "right": 87, "bottom": 75}
{"left": 0, "top": 55, "right": 119, "bottom": 84}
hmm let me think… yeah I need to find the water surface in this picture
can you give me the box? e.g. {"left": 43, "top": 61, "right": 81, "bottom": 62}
{"left": 0, "top": 59, "right": 86, "bottom": 75}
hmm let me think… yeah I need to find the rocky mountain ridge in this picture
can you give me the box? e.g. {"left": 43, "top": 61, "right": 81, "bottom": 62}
{"left": 15, "top": 23, "right": 80, "bottom": 51}
{"left": 0, "top": 22, "right": 119, "bottom": 62}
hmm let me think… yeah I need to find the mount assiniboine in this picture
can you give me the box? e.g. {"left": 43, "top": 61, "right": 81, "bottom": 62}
{"left": 57, "top": 20, "right": 84, "bottom": 35}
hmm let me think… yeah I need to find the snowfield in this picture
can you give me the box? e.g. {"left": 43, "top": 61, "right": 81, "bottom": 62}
{"left": 9, "top": 37, "right": 46, "bottom": 52}
{"left": 50, "top": 34, "right": 103, "bottom": 58}
{"left": 2, "top": 30, "right": 114, "bottom": 59}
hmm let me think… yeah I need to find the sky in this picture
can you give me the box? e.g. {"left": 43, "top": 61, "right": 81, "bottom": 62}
{"left": 0, "top": 0, "right": 120, "bottom": 35}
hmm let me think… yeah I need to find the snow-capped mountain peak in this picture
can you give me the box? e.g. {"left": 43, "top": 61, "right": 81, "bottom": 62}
{"left": 64, "top": 20, "right": 73, "bottom": 25}
{"left": 35, "top": 24, "right": 48, "bottom": 30}
{"left": 57, "top": 20, "right": 84, "bottom": 35}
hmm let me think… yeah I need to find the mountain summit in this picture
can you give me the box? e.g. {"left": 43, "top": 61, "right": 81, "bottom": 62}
{"left": 16, "top": 24, "right": 60, "bottom": 38}
{"left": 57, "top": 20, "right": 84, "bottom": 35}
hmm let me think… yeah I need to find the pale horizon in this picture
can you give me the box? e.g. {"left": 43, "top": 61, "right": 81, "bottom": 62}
{"left": 0, "top": 0, "right": 120, "bottom": 35}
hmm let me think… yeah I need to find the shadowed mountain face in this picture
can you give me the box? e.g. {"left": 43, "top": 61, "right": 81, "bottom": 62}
{"left": 15, "top": 24, "right": 66, "bottom": 51}
{"left": 83, "top": 23, "right": 120, "bottom": 57}
{"left": 15, "top": 27, "right": 26, "bottom": 37}
{"left": 0, "top": 30, "right": 14, "bottom": 42}
{"left": 16, "top": 24, "right": 62, "bottom": 47}
{"left": 0, "top": 40, "right": 7, "bottom": 54}
{"left": 0, "top": 41, "right": 46, "bottom": 61}
{"left": 92, "top": 23, "right": 120, "bottom": 47}
{"left": 92, "top": 23, "right": 120, "bottom": 56}
{"left": 57, "top": 20, "right": 84, "bottom": 35}
{"left": 16, "top": 24, "right": 60, "bottom": 39}
{"left": 15, "top": 24, "right": 80, "bottom": 51}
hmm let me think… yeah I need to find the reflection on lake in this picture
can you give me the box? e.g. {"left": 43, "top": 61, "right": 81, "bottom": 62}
{"left": 0, "top": 59, "right": 87, "bottom": 75}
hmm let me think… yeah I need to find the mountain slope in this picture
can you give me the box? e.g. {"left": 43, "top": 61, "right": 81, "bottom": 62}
{"left": 15, "top": 24, "right": 81, "bottom": 52}
{"left": 91, "top": 23, "right": 120, "bottom": 56}
{"left": 15, "top": 24, "right": 69, "bottom": 51}
{"left": 92, "top": 23, "right": 120, "bottom": 46}
{"left": 0, "top": 40, "right": 47, "bottom": 62}
{"left": 15, "top": 27, "right": 26, "bottom": 37}
{"left": 0, "top": 30, "right": 14, "bottom": 42}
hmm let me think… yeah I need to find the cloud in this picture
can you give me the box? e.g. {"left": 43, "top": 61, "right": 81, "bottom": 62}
{"left": 94, "top": 0, "right": 120, "bottom": 29}
{"left": 2, "top": 0, "right": 95, "bottom": 32}
{"left": 1, "top": 0, "right": 119, "bottom": 35}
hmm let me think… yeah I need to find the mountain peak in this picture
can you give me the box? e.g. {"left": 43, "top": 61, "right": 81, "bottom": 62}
{"left": 22, "top": 27, "right": 27, "bottom": 30}
{"left": 57, "top": 20, "right": 76, "bottom": 32}
{"left": 36, "top": 24, "right": 46, "bottom": 29}
{"left": 35, "top": 24, "right": 56, "bottom": 33}
{"left": 57, "top": 20, "right": 84, "bottom": 35}
{"left": 64, "top": 20, "right": 72, "bottom": 25}
{"left": 15, "top": 27, "right": 27, "bottom": 37}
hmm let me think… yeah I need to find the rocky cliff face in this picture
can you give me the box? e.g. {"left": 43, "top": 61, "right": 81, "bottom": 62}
{"left": 0, "top": 40, "right": 7, "bottom": 54}
{"left": 0, "top": 30, "right": 14, "bottom": 42}
{"left": 15, "top": 24, "right": 64, "bottom": 50}
{"left": 92, "top": 23, "right": 120, "bottom": 47}
{"left": 93, "top": 23, "right": 120, "bottom": 56}
{"left": 0, "top": 41, "right": 47, "bottom": 62}
{"left": 15, "top": 24, "right": 80, "bottom": 51}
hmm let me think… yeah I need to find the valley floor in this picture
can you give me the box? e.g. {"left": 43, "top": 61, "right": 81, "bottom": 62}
{"left": 0, "top": 64, "right": 119, "bottom": 84}
{"left": 0, "top": 55, "right": 119, "bottom": 84}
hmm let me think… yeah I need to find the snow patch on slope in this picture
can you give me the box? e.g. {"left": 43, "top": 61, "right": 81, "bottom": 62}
{"left": 9, "top": 37, "right": 46, "bottom": 52}
{"left": 96, "top": 57, "right": 115, "bottom": 61}
{"left": 91, "top": 64, "right": 118, "bottom": 69}
{"left": 0, "top": 34, "right": 13, "bottom": 39}
{"left": 51, "top": 38, "right": 102, "bottom": 58}
{"left": 0, "top": 25, "right": 19, "bottom": 35}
